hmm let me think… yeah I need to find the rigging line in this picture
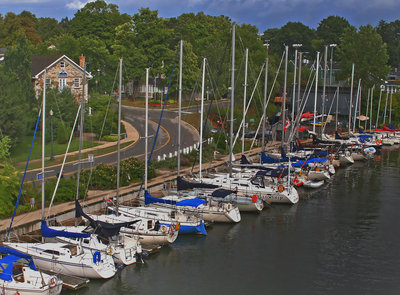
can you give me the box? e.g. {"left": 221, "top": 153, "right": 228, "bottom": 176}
{"left": 288, "top": 69, "right": 317, "bottom": 143}
{"left": 232, "top": 62, "right": 265, "bottom": 148}
{"left": 47, "top": 104, "right": 81, "bottom": 216}
{"left": 99, "top": 64, "right": 119, "bottom": 141}
{"left": 136, "top": 44, "right": 180, "bottom": 197}
{"left": 190, "top": 37, "right": 230, "bottom": 174}
{"left": 250, "top": 50, "right": 286, "bottom": 149}
{"left": 6, "top": 108, "right": 42, "bottom": 241}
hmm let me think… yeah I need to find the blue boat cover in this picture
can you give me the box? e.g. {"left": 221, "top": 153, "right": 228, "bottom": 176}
{"left": 75, "top": 200, "right": 139, "bottom": 237}
{"left": 176, "top": 198, "right": 207, "bottom": 208}
{"left": 261, "top": 152, "right": 289, "bottom": 164}
{"left": 211, "top": 189, "right": 236, "bottom": 198}
{"left": 255, "top": 168, "right": 287, "bottom": 178}
{"left": 145, "top": 191, "right": 207, "bottom": 208}
{"left": 41, "top": 220, "right": 91, "bottom": 238}
{"left": 0, "top": 247, "right": 37, "bottom": 281}
{"left": 292, "top": 158, "right": 328, "bottom": 167}
{"left": 176, "top": 176, "right": 218, "bottom": 191}
{"left": 308, "top": 151, "right": 329, "bottom": 158}
{"left": 240, "top": 154, "right": 251, "bottom": 165}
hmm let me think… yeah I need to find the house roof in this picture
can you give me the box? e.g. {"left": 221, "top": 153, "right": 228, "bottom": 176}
{"left": 31, "top": 54, "right": 92, "bottom": 79}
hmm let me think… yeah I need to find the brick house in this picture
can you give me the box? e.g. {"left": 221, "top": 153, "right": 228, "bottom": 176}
{"left": 31, "top": 55, "right": 92, "bottom": 101}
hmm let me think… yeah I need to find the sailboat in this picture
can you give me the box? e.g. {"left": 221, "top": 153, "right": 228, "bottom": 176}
{"left": 5, "top": 70, "right": 117, "bottom": 279}
{"left": 0, "top": 246, "right": 63, "bottom": 295}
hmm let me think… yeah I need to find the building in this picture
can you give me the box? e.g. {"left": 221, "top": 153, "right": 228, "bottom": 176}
{"left": 31, "top": 55, "right": 92, "bottom": 101}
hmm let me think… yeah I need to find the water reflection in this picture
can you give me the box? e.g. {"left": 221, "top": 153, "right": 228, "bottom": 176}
{"left": 63, "top": 148, "right": 400, "bottom": 295}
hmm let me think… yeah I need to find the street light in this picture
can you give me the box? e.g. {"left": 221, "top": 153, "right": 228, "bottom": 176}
{"left": 49, "top": 109, "right": 54, "bottom": 160}
{"left": 329, "top": 43, "right": 337, "bottom": 85}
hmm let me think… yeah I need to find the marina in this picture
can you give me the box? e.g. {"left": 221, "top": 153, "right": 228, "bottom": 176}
{"left": 58, "top": 147, "right": 400, "bottom": 295}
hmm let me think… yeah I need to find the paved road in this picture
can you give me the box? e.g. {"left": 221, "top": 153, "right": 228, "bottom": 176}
{"left": 25, "top": 105, "right": 199, "bottom": 182}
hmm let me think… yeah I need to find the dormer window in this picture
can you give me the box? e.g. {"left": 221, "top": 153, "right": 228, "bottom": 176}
{"left": 60, "top": 61, "right": 65, "bottom": 68}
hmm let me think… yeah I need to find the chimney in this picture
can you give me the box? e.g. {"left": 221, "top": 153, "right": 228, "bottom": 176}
{"left": 79, "top": 54, "right": 85, "bottom": 69}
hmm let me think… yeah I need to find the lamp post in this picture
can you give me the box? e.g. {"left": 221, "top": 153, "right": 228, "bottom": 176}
{"left": 329, "top": 44, "right": 337, "bottom": 85}
{"left": 49, "top": 109, "right": 54, "bottom": 160}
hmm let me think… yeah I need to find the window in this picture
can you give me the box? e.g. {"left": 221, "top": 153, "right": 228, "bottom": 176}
{"left": 59, "top": 78, "right": 67, "bottom": 91}
{"left": 60, "top": 61, "right": 65, "bottom": 68}
{"left": 74, "top": 78, "right": 81, "bottom": 88}
{"left": 45, "top": 78, "right": 51, "bottom": 87}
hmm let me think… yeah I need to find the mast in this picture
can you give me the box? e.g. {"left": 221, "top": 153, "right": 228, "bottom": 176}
{"left": 321, "top": 45, "right": 328, "bottom": 135}
{"left": 312, "top": 51, "right": 320, "bottom": 133}
{"left": 335, "top": 86, "right": 339, "bottom": 132}
{"left": 177, "top": 40, "right": 183, "bottom": 177}
{"left": 370, "top": 86, "right": 374, "bottom": 131}
{"left": 348, "top": 63, "right": 355, "bottom": 132}
{"left": 353, "top": 79, "right": 361, "bottom": 132}
{"left": 242, "top": 48, "right": 248, "bottom": 155}
{"left": 389, "top": 87, "right": 393, "bottom": 124}
{"left": 376, "top": 87, "right": 383, "bottom": 128}
{"left": 229, "top": 23, "right": 235, "bottom": 177}
{"left": 291, "top": 46, "right": 299, "bottom": 137}
{"left": 262, "top": 56, "right": 269, "bottom": 153}
{"left": 383, "top": 89, "right": 389, "bottom": 125}
{"left": 145, "top": 68, "right": 149, "bottom": 191}
{"left": 41, "top": 71, "right": 46, "bottom": 223}
{"left": 296, "top": 51, "right": 303, "bottom": 138}
{"left": 116, "top": 58, "right": 122, "bottom": 214}
{"left": 199, "top": 57, "right": 206, "bottom": 180}
{"left": 75, "top": 62, "right": 86, "bottom": 226}
{"left": 365, "top": 88, "right": 370, "bottom": 130}
{"left": 281, "top": 45, "right": 288, "bottom": 146}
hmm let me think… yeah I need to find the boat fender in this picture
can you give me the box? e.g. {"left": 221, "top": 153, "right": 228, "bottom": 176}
{"left": 161, "top": 225, "right": 167, "bottom": 233}
{"left": 107, "top": 247, "right": 113, "bottom": 256}
{"left": 278, "top": 184, "right": 285, "bottom": 193}
{"left": 175, "top": 222, "right": 181, "bottom": 231}
{"left": 252, "top": 194, "right": 258, "bottom": 203}
{"left": 93, "top": 251, "right": 101, "bottom": 264}
{"left": 50, "top": 277, "right": 56, "bottom": 287}
{"left": 376, "top": 139, "right": 382, "bottom": 145}
{"left": 227, "top": 204, "right": 231, "bottom": 211}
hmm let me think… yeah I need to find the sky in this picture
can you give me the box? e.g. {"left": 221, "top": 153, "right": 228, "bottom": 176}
{"left": 0, "top": 0, "right": 399, "bottom": 31}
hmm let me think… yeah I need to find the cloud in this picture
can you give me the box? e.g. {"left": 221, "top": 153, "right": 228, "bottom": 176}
{"left": 66, "top": 0, "right": 95, "bottom": 10}
{"left": 0, "top": 0, "right": 48, "bottom": 2}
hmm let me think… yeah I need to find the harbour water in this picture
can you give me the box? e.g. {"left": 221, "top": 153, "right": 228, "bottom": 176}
{"left": 65, "top": 148, "right": 400, "bottom": 295}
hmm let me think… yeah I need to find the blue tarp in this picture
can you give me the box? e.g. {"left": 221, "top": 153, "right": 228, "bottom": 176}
{"left": 255, "top": 169, "right": 287, "bottom": 178}
{"left": 0, "top": 255, "right": 22, "bottom": 281}
{"left": 41, "top": 220, "right": 91, "bottom": 239}
{"left": 0, "top": 246, "right": 37, "bottom": 281}
{"left": 261, "top": 152, "right": 289, "bottom": 164}
{"left": 145, "top": 191, "right": 207, "bottom": 207}
{"left": 176, "top": 198, "right": 207, "bottom": 208}
{"left": 292, "top": 158, "right": 328, "bottom": 167}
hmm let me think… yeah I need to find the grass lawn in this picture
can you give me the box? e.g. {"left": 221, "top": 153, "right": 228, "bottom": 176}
{"left": 11, "top": 135, "right": 100, "bottom": 164}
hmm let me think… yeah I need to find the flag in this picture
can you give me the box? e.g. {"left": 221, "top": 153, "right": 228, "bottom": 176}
{"left": 284, "top": 117, "right": 291, "bottom": 131}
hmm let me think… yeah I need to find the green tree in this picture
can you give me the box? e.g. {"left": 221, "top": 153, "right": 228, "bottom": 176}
{"left": 316, "top": 16, "right": 353, "bottom": 46}
{"left": 36, "top": 17, "right": 65, "bottom": 42}
{"left": 69, "top": 0, "right": 130, "bottom": 51}
{"left": 0, "top": 136, "right": 20, "bottom": 218}
{"left": 376, "top": 20, "right": 400, "bottom": 68}
{"left": 337, "top": 25, "right": 390, "bottom": 89}
{"left": 262, "top": 22, "right": 316, "bottom": 56}
{"left": 0, "top": 34, "right": 35, "bottom": 144}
